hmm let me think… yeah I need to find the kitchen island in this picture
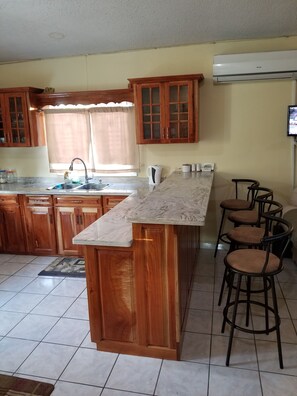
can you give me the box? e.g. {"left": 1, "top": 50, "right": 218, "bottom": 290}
{"left": 73, "top": 171, "right": 213, "bottom": 360}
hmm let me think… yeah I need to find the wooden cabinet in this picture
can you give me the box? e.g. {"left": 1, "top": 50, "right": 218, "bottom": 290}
{"left": 21, "top": 195, "right": 57, "bottom": 255}
{"left": 0, "top": 195, "right": 26, "bottom": 253}
{"left": 0, "top": 87, "right": 44, "bottom": 147}
{"left": 54, "top": 195, "right": 102, "bottom": 256}
{"left": 85, "top": 223, "right": 200, "bottom": 360}
{"left": 128, "top": 74, "right": 204, "bottom": 144}
{"left": 102, "top": 195, "right": 127, "bottom": 214}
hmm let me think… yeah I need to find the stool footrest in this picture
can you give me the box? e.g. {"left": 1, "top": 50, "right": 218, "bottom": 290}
{"left": 223, "top": 299, "right": 281, "bottom": 335}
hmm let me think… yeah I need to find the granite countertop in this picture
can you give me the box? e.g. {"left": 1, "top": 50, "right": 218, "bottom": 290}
{"left": 0, "top": 176, "right": 147, "bottom": 196}
{"left": 73, "top": 171, "right": 214, "bottom": 247}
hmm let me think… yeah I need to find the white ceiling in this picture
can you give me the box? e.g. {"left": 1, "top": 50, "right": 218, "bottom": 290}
{"left": 1, "top": 0, "right": 297, "bottom": 64}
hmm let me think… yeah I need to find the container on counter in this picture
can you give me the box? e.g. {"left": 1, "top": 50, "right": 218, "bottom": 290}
{"left": 6, "top": 169, "right": 17, "bottom": 183}
{"left": 0, "top": 170, "right": 7, "bottom": 184}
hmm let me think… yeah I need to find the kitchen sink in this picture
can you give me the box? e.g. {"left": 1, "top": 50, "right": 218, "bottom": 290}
{"left": 75, "top": 182, "right": 109, "bottom": 191}
{"left": 47, "top": 181, "right": 109, "bottom": 191}
{"left": 46, "top": 182, "right": 82, "bottom": 190}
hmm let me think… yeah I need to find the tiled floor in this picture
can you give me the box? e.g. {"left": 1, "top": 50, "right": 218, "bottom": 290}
{"left": 0, "top": 249, "right": 297, "bottom": 395}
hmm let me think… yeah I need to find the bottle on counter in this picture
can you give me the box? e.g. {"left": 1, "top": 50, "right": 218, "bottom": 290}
{"left": 6, "top": 169, "right": 17, "bottom": 183}
{"left": 0, "top": 170, "right": 7, "bottom": 184}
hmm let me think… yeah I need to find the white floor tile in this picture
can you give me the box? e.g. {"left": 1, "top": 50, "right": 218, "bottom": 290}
{"left": 256, "top": 340, "right": 297, "bottom": 375}
{"left": 261, "top": 371, "right": 297, "bottom": 396}
{"left": 63, "top": 297, "right": 89, "bottom": 320}
{"left": 43, "top": 317, "right": 90, "bottom": 346}
{"left": 60, "top": 348, "right": 118, "bottom": 387}
{"left": 101, "top": 389, "right": 146, "bottom": 396}
{"left": 0, "top": 275, "right": 9, "bottom": 284}
{"left": 50, "top": 279, "right": 86, "bottom": 298}
{"left": 0, "top": 262, "right": 27, "bottom": 276}
{"left": 0, "top": 254, "right": 15, "bottom": 263}
{"left": 181, "top": 332, "right": 211, "bottom": 364}
{"left": 8, "top": 313, "right": 59, "bottom": 341}
{"left": 0, "top": 337, "right": 38, "bottom": 372}
{"left": 7, "top": 255, "right": 36, "bottom": 264}
{"left": 0, "top": 311, "right": 26, "bottom": 336}
{"left": 81, "top": 332, "right": 97, "bottom": 349}
{"left": 155, "top": 360, "right": 208, "bottom": 396}
{"left": 21, "top": 277, "right": 63, "bottom": 295}
{"left": 209, "top": 365, "right": 262, "bottom": 396}
{"left": 53, "top": 380, "right": 102, "bottom": 396}
{"left": 17, "top": 342, "right": 76, "bottom": 379}
{"left": 1, "top": 292, "right": 45, "bottom": 313}
{"left": 30, "top": 256, "right": 57, "bottom": 265}
{"left": 31, "top": 295, "right": 76, "bottom": 316}
{"left": 106, "top": 354, "right": 161, "bottom": 394}
{"left": 185, "top": 309, "right": 212, "bottom": 334}
{"left": 0, "top": 276, "right": 35, "bottom": 292}
{"left": 0, "top": 290, "right": 16, "bottom": 307}
{"left": 189, "top": 290, "right": 214, "bottom": 311}
{"left": 14, "top": 264, "right": 49, "bottom": 277}
{"left": 210, "top": 335, "right": 258, "bottom": 370}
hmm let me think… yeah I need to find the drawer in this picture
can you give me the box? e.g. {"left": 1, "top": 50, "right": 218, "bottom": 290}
{"left": 53, "top": 195, "right": 102, "bottom": 207}
{"left": 102, "top": 195, "right": 127, "bottom": 212}
{"left": 0, "top": 194, "right": 19, "bottom": 205}
{"left": 24, "top": 195, "right": 53, "bottom": 206}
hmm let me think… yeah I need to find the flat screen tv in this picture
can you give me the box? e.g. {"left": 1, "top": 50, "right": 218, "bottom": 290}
{"left": 287, "top": 105, "right": 297, "bottom": 136}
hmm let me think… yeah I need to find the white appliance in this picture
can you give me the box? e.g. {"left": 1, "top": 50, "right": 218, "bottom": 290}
{"left": 213, "top": 50, "right": 297, "bottom": 83}
{"left": 147, "top": 165, "right": 162, "bottom": 185}
{"left": 201, "top": 162, "right": 215, "bottom": 172}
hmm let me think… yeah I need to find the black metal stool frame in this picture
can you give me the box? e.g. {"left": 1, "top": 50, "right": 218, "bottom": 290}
{"left": 214, "top": 178, "right": 259, "bottom": 257}
{"left": 218, "top": 196, "right": 282, "bottom": 307}
{"left": 221, "top": 215, "right": 293, "bottom": 369}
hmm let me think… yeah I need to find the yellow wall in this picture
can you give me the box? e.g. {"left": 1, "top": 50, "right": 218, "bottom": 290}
{"left": 0, "top": 36, "right": 297, "bottom": 244}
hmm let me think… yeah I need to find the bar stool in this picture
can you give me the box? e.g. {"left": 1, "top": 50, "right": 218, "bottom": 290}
{"left": 227, "top": 186, "right": 273, "bottom": 228}
{"left": 221, "top": 214, "right": 293, "bottom": 368}
{"left": 214, "top": 179, "right": 259, "bottom": 257}
{"left": 218, "top": 199, "right": 283, "bottom": 306}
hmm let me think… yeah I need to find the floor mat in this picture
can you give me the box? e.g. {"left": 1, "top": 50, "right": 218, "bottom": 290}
{"left": 0, "top": 373, "right": 54, "bottom": 395}
{"left": 38, "top": 257, "right": 85, "bottom": 278}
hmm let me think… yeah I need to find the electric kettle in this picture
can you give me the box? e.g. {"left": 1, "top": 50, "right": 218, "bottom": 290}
{"left": 147, "top": 165, "right": 162, "bottom": 185}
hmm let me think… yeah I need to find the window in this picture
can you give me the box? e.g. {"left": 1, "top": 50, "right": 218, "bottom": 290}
{"left": 44, "top": 102, "right": 139, "bottom": 175}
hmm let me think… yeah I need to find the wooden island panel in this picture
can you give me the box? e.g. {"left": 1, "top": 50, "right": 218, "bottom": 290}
{"left": 84, "top": 222, "right": 199, "bottom": 360}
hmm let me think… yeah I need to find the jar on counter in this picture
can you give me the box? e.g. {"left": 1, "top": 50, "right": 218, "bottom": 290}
{"left": 6, "top": 169, "right": 17, "bottom": 183}
{"left": 0, "top": 170, "right": 7, "bottom": 184}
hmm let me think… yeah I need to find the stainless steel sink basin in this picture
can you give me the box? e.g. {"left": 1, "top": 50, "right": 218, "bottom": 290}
{"left": 75, "top": 182, "right": 109, "bottom": 191}
{"left": 47, "top": 182, "right": 82, "bottom": 190}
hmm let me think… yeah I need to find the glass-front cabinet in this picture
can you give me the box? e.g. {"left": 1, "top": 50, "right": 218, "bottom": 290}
{"left": 129, "top": 74, "right": 204, "bottom": 144}
{"left": 0, "top": 87, "right": 44, "bottom": 147}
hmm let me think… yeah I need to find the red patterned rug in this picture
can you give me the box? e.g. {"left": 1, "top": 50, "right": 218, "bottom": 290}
{"left": 0, "top": 374, "right": 54, "bottom": 395}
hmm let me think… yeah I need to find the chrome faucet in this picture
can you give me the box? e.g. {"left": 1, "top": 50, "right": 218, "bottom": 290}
{"left": 69, "top": 157, "right": 89, "bottom": 184}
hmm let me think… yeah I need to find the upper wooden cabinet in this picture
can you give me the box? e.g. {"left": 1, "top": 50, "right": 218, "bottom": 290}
{"left": 0, "top": 87, "right": 44, "bottom": 147}
{"left": 128, "top": 74, "right": 204, "bottom": 144}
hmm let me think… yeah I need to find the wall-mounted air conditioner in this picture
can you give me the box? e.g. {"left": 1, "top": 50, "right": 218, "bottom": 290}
{"left": 213, "top": 50, "right": 297, "bottom": 83}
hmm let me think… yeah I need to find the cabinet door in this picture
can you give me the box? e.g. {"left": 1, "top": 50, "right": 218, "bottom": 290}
{"left": 55, "top": 205, "right": 102, "bottom": 256}
{"left": 0, "top": 203, "right": 26, "bottom": 253}
{"left": 25, "top": 206, "right": 56, "bottom": 255}
{"left": 165, "top": 81, "right": 194, "bottom": 142}
{"left": 0, "top": 95, "right": 9, "bottom": 146}
{"left": 4, "top": 93, "right": 31, "bottom": 146}
{"left": 55, "top": 206, "right": 80, "bottom": 256}
{"left": 135, "top": 83, "right": 164, "bottom": 144}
